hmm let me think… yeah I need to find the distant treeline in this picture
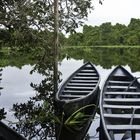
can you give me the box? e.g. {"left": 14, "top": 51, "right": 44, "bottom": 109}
{"left": 1, "top": 18, "right": 140, "bottom": 49}
{"left": 66, "top": 18, "right": 140, "bottom": 46}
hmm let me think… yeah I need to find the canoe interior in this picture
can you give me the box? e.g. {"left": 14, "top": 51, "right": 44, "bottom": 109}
{"left": 56, "top": 62, "right": 100, "bottom": 117}
{"left": 100, "top": 66, "right": 140, "bottom": 140}
{"left": 57, "top": 62, "right": 99, "bottom": 102}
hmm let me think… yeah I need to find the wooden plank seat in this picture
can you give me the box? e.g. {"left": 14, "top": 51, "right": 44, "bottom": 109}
{"left": 76, "top": 73, "right": 97, "bottom": 76}
{"left": 104, "top": 98, "right": 140, "bottom": 102}
{"left": 105, "top": 92, "right": 140, "bottom": 95}
{"left": 108, "top": 80, "right": 131, "bottom": 84}
{"left": 73, "top": 77, "right": 98, "bottom": 80}
{"left": 70, "top": 80, "right": 98, "bottom": 83}
{"left": 64, "top": 86, "right": 94, "bottom": 90}
{"left": 107, "top": 125, "right": 140, "bottom": 131}
{"left": 103, "top": 104, "right": 140, "bottom": 109}
{"left": 62, "top": 90, "right": 89, "bottom": 95}
{"left": 104, "top": 113, "right": 140, "bottom": 119}
{"left": 106, "top": 86, "right": 137, "bottom": 90}
{"left": 67, "top": 83, "right": 96, "bottom": 87}
{"left": 80, "top": 69, "right": 95, "bottom": 73}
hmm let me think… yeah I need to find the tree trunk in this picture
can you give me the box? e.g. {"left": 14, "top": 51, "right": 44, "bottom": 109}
{"left": 53, "top": 0, "right": 59, "bottom": 94}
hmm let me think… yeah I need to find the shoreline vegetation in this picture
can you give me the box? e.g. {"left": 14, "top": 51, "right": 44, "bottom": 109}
{"left": 1, "top": 18, "right": 140, "bottom": 50}
{"left": 62, "top": 45, "right": 140, "bottom": 49}
{"left": 1, "top": 46, "right": 140, "bottom": 72}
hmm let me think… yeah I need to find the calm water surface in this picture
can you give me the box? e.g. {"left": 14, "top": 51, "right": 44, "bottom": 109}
{"left": 1, "top": 56, "right": 140, "bottom": 139}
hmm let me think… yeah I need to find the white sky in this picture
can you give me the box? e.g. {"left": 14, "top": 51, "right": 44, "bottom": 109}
{"left": 86, "top": 0, "right": 140, "bottom": 26}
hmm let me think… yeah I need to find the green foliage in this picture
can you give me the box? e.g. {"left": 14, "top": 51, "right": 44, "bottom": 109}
{"left": 11, "top": 52, "right": 57, "bottom": 139}
{"left": 62, "top": 46, "right": 140, "bottom": 71}
{"left": 66, "top": 18, "right": 140, "bottom": 46}
{"left": 0, "top": 0, "right": 102, "bottom": 51}
{"left": 0, "top": 108, "right": 6, "bottom": 120}
{"left": 64, "top": 104, "right": 96, "bottom": 130}
{"left": 66, "top": 33, "right": 84, "bottom": 46}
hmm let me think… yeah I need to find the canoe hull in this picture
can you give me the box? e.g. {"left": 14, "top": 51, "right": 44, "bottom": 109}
{"left": 55, "top": 62, "right": 100, "bottom": 140}
{"left": 100, "top": 65, "right": 140, "bottom": 140}
{"left": 56, "top": 88, "right": 100, "bottom": 140}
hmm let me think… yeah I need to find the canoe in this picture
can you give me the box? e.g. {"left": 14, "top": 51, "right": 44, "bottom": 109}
{"left": 0, "top": 121, "right": 26, "bottom": 140}
{"left": 55, "top": 62, "right": 100, "bottom": 140}
{"left": 100, "top": 65, "right": 140, "bottom": 140}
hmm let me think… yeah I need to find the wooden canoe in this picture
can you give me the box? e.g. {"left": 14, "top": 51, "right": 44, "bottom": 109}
{"left": 0, "top": 121, "right": 26, "bottom": 140}
{"left": 100, "top": 65, "right": 140, "bottom": 140}
{"left": 55, "top": 62, "right": 100, "bottom": 140}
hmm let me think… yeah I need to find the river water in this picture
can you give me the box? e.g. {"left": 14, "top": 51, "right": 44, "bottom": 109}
{"left": 0, "top": 47, "right": 140, "bottom": 139}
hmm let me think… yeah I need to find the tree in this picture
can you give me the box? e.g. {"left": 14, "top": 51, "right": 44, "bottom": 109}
{"left": 0, "top": 0, "right": 103, "bottom": 139}
{"left": 66, "top": 33, "right": 84, "bottom": 46}
{"left": 83, "top": 25, "right": 101, "bottom": 46}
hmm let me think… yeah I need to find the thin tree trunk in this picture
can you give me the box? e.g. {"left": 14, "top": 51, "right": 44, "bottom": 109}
{"left": 53, "top": 0, "right": 59, "bottom": 94}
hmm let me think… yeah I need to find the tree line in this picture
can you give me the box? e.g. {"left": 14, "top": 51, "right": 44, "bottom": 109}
{"left": 1, "top": 18, "right": 140, "bottom": 48}
{"left": 0, "top": 0, "right": 97, "bottom": 51}
{"left": 66, "top": 18, "right": 140, "bottom": 46}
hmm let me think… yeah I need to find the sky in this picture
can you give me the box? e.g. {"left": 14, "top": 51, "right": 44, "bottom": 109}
{"left": 86, "top": 0, "right": 140, "bottom": 26}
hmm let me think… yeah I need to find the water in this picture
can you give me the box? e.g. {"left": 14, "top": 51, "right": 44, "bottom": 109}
{"left": 1, "top": 47, "right": 140, "bottom": 139}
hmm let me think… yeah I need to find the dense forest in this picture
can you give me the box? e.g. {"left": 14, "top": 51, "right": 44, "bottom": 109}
{"left": 66, "top": 18, "right": 140, "bottom": 46}
{"left": 1, "top": 18, "right": 140, "bottom": 49}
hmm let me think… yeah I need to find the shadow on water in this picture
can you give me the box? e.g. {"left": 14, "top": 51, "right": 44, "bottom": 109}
{"left": 0, "top": 46, "right": 140, "bottom": 139}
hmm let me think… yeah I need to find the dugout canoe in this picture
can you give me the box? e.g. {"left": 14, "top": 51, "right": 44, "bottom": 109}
{"left": 55, "top": 62, "right": 100, "bottom": 140}
{"left": 100, "top": 65, "right": 140, "bottom": 140}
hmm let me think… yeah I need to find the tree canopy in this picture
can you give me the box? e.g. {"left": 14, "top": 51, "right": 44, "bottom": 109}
{"left": 66, "top": 18, "right": 140, "bottom": 46}
{"left": 0, "top": 0, "right": 103, "bottom": 50}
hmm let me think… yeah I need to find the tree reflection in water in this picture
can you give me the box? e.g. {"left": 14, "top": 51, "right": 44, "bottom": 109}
{"left": 12, "top": 51, "right": 60, "bottom": 140}
{"left": 0, "top": 69, "right": 7, "bottom": 120}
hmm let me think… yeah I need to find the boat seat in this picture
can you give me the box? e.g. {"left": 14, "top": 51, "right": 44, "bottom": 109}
{"left": 104, "top": 113, "right": 140, "bottom": 119}
{"left": 107, "top": 86, "right": 137, "bottom": 90}
{"left": 62, "top": 90, "right": 89, "bottom": 95}
{"left": 76, "top": 73, "right": 97, "bottom": 76}
{"left": 70, "top": 80, "right": 98, "bottom": 83}
{"left": 108, "top": 80, "right": 131, "bottom": 84}
{"left": 73, "top": 77, "right": 98, "bottom": 80}
{"left": 59, "top": 94, "right": 84, "bottom": 99}
{"left": 67, "top": 83, "right": 96, "bottom": 87}
{"left": 105, "top": 92, "right": 140, "bottom": 95}
{"left": 107, "top": 125, "right": 140, "bottom": 130}
{"left": 64, "top": 86, "right": 93, "bottom": 90}
{"left": 104, "top": 98, "right": 140, "bottom": 102}
{"left": 80, "top": 69, "right": 95, "bottom": 73}
{"left": 103, "top": 104, "right": 140, "bottom": 109}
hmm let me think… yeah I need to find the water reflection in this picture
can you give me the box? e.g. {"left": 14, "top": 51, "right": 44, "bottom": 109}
{"left": 0, "top": 47, "right": 140, "bottom": 139}
{"left": 11, "top": 53, "right": 58, "bottom": 139}
{"left": 62, "top": 47, "right": 140, "bottom": 72}
{"left": 0, "top": 68, "right": 6, "bottom": 120}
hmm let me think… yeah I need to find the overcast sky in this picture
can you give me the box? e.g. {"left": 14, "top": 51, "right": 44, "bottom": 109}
{"left": 86, "top": 0, "right": 140, "bottom": 26}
